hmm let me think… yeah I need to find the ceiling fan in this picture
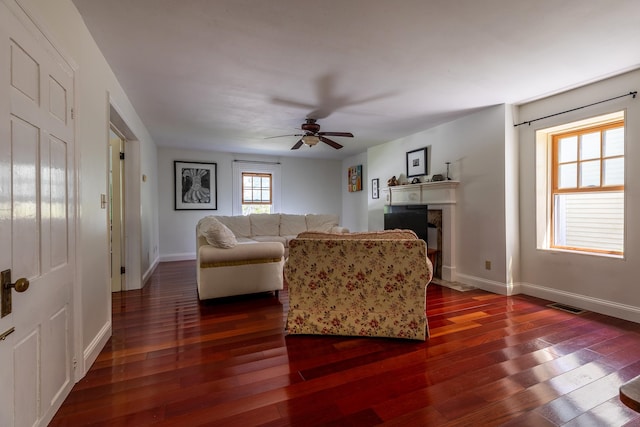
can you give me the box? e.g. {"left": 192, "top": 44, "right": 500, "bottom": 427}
{"left": 267, "top": 118, "right": 354, "bottom": 150}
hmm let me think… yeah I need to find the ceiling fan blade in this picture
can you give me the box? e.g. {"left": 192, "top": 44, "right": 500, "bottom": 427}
{"left": 265, "top": 133, "right": 303, "bottom": 139}
{"left": 291, "top": 139, "right": 304, "bottom": 150}
{"left": 320, "top": 136, "right": 343, "bottom": 149}
{"left": 318, "top": 132, "right": 353, "bottom": 138}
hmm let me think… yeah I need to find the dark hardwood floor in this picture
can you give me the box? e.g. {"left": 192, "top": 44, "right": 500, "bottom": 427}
{"left": 50, "top": 261, "right": 640, "bottom": 426}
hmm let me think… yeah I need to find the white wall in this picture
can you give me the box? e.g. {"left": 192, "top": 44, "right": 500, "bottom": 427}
{"left": 518, "top": 69, "right": 640, "bottom": 322}
{"left": 281, "top": 156, "right": 343, "bottom": 215}
{"left": 367, "top": 105, "right": 513, "bottom": 288}
{"left": 140, "top": 137, "right": 160, "bottom": 281}
{"left": 157, "top": 147, "right": 343, "bottom": 260}
{"left": 24, "top": 0, "right": 159, "bottom": 376}
{"left": 342, "top": 152, "right": 369, "bottom": 232}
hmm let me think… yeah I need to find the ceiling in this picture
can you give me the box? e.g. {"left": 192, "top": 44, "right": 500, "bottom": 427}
{"left": 72, "top": 0, "right": 640, "bottom": 160}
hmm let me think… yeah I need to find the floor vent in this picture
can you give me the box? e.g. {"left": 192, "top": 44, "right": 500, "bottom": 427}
{"left": 548, "top": 302, "right": 587, "bottom": 315}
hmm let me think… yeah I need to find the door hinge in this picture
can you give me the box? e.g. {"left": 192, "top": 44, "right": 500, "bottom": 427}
{"left": 119, "top": 152, "right": 125, "bottom": 160}
{"left": 120, "top": 266, "right": 126, "bottom": 275}
{"left": 71, "top": 107, "right": 75, "bottom": 119}
{"left": 73, "top": 358, "right": 77, "bottom": 371}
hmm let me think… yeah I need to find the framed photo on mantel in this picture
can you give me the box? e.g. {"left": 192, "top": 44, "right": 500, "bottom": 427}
{"left": 406, "top": 147, "right": 427, "bottom": 177}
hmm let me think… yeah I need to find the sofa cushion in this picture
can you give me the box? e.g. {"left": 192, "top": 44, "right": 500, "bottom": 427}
{"left": 199, "top": 241, "right": 284, "bottom": 265}
{"left": 250, "top": 213, "right": 280, "bottom": 236}
{"left": 236, "top": 236, "right": 257, "bottom": 244}
{"left": 216, "top": 215, "right": 251, "bottom": 238}
{"left": 251, "top": 235, "right": 287, "bottom": 246}
{"left": 305, "top": 214, "right": 340, "bottom": 232}
{"left": 280, "top": 213, "right": 308, "bottom": 236}
{"left": 198, "top": 217, "right": 238, "bottom": 249}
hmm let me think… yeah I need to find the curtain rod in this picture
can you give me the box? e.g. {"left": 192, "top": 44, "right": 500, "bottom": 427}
{"left": 233, "top": 160, "right": 281, "bottom": 165}
{"left": 514, "top": 91, "right": 637, "bottom": 127}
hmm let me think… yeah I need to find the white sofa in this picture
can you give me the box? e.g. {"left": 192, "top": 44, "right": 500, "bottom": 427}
{"left": 213, "top": 213, "right": 348, "bottom": 257}
{"left": 196, "top": 213, "right": 347, "bottom": 300}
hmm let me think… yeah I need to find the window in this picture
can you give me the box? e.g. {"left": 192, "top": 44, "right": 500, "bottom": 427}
{"left": 231, "top": 161, "right": 281, "bottom": 215}
{"left": 549, "top": 118, "right": 624, "bottom": 255}
{"left": 241, "top": 172, "right": 272, "bottom": 215}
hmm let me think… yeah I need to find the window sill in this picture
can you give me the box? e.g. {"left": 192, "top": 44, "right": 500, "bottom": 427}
{"left": 539, "top": 247, "right": 624, "bottom": 260}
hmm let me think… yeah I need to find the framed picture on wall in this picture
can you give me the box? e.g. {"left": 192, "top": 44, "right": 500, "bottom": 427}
{"left": 348, "top": 164, "right": 363, "bottom": 192}
{"left": 406, "top": 147, "right": 427, "bottom": 177}
{"left": 174, "top": 160, "right": 217, "bottom": 210}
{"left": 372, "top": 178, "right": 379, "bottom": 199}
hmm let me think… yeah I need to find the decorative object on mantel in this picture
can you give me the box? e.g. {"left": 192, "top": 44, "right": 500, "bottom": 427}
{"left": 387, "top": 176, "right": 399, "bottom": 186}
{"left": 371, "top": 178, "right": 379, "bottom": 199}
{"left": 348, "top": 165, "right": 362, "bottom": 192}
{"left": 446, "top": 162, "right": 452, "bottom": 180}
{"left": 411, "top": 177, "right": 421, "bottom": 184}
{"left": 431, "top": 174, "right": 444, "bottom": 182}
{"left": 406, "top": 147, "right": 428, "bottom": 177}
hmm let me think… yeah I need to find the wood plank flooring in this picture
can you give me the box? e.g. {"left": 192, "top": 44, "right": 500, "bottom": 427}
{"left": 50, "top": 260, "right": 640, "bottom": 426}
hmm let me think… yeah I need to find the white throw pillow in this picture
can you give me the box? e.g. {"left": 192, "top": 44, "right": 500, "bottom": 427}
{"left": 199, "top": 217, "right": 237, "bottom": 248}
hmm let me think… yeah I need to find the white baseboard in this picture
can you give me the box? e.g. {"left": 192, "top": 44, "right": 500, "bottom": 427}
{"left": 82, "top": 320, "right": 111, "bottom": 377}
{"left": 159, "top": 252, "right": 196, "bottom": 262}
{"left": 455, "top": 273, "right": 521, "bottom": 295}
{"left": 455, "top": 272, "right": 640, "bottom": 324}
{"left": 520, "top": 282, "right": 640, "bottom": 324}
{"left": 143, "top": 256, "right": 160, "bottom": 284}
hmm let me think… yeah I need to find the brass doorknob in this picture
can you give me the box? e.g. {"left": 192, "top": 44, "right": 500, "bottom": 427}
{"left": 11, "top": 278, "right": 29, "bottom": 293}
{"left": 1, "top": 269, "right": 29, "bottom": 318}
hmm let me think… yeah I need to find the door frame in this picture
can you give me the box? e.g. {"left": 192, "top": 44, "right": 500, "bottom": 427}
{"left": 109, "top": 126, "right": 126, "bottom": 292}
{"left": 108, "top": 101, "right": 143, "bottom": 291}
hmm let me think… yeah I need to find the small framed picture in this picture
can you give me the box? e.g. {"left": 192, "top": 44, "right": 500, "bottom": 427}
{"left": 174, "top": 161, "right": 217, "bottom": 210}
{"left": 348, "top": 164, "right": 363, "bottom": 192}
{"left": 406, "top": 147, "right": 427, "bottom": 177}
{"left": 372, "top": 178, "right": 379, "bottom": 199}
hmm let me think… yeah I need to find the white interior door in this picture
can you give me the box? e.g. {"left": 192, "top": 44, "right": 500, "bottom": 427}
{"left": 0, "top": 1, "right": 76, "bottom": 426}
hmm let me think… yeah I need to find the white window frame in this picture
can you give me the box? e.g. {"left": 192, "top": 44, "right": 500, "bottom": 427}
{"left": 535, "top": 110, "right": 625, "bottom": 257}
{"left": 232, "top": 161, "right": 281, "bottom": 215}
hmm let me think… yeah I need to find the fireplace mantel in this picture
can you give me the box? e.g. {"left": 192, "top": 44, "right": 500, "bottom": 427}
{"left": 382, "top": 181, "right": 459, "bottom": 206}
{"left": 382, "top": 181, "right": 459, "bottom": 283}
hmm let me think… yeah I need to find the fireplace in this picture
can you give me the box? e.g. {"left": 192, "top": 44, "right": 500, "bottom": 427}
{"left": 382, "top": 181, "right": 458, "bottom": 283}
{"left": 384, "top": 205, "right": 442, "bottom": 278}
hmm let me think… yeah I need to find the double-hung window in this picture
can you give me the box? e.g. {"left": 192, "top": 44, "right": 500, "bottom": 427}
{"left": 232, "top": 161, "right": 281, "bottom": 216}
{"left": 241, "top": 172, "right": 272, "bottom": 215}
{"left": 550, "top": 119, "right": 624, "bottom": 255}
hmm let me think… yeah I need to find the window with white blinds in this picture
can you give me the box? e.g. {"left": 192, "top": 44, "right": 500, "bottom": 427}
{"left": 551, "top": 119, "right": 624, "bottom": 255}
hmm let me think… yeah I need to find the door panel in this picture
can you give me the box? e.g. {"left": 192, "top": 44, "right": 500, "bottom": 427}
{"left": 50, "top": 135, "right": 69, "bottom": 267}
{"left": 10, "top": 40, "right": 39, "bottom": 101}
{"left": 10, "top": 116, "right": 39, "bottom": 279}
{"left": 14, "top": 330, "right": 39, "bottom": 427}
{"left": 0, "top": 1, "right": 76, "bottom": 425}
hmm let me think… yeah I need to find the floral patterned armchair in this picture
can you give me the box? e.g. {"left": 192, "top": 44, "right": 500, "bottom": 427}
{"left": 284, "top": 230, "right": 433, "bottom": 340}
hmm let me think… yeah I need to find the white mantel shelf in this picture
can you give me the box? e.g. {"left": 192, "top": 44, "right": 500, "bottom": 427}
{"left": 382, "top": 181, "right": 459, "bottom": 206}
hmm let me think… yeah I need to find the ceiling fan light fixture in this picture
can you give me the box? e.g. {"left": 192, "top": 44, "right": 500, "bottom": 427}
{"left": 302, "top": 135, "right": 319, "bottom": 146}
